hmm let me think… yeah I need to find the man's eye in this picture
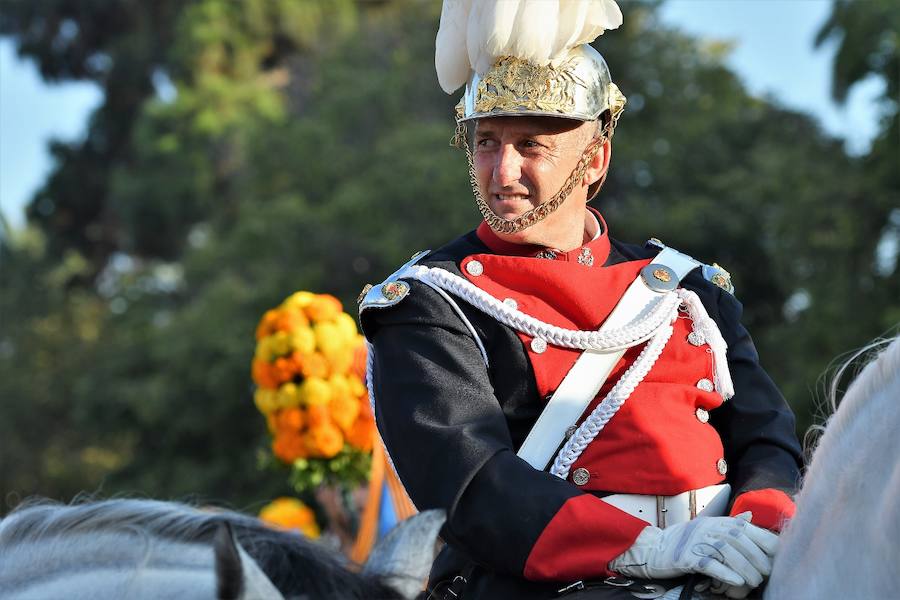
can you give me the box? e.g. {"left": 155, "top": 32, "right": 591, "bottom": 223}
{"left": 476, "top": 139, "right": 496, "bottom": 148}
{"left": 521, "top": 140, "right": 540, "bottom": 149}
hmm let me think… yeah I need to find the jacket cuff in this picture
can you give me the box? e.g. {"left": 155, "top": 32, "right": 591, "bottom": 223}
{"left": 523, "top": 494, "right": 648, "bottom": 581}
{"left": 730, "top": 488, "right": 796, "bottom": 532}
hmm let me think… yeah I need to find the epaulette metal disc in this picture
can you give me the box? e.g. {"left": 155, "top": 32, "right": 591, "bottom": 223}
{"left": 641, "top": 264, "right": 678, "bottom": 292}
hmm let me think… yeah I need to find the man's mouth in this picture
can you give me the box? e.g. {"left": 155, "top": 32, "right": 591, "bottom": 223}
{"left": 493, "top": 193, "right": 531, "bottom": 204}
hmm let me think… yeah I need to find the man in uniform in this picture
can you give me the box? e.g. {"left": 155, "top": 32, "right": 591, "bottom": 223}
{"left": 359, "top": 2, "right": 801, "bottom": 598}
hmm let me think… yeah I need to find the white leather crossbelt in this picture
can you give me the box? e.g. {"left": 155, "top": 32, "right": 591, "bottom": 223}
{"left": 600, "top": 483, "right": 731, "bottom": 528}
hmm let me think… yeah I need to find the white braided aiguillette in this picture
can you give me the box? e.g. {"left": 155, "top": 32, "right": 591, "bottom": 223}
{"left": 414, "top": 265, "right": 679, "bottom": 352}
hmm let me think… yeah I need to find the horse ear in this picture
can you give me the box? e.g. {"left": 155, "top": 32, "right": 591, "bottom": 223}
{"left": 214, "top": 521, "right": 286, "bottom": 600}
{"left": 214, "top": 522, "right": 245, "bottom": 599}
{"left": 362, "top": 509, "right": 447, "bottom": 599}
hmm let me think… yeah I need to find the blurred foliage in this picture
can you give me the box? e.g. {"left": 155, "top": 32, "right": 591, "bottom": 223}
{"left": 1, "top": 0, "right": 897, "bottom": 512}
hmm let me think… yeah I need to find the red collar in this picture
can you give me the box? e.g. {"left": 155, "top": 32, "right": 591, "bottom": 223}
{"left": 475, "top": 207, "right": 612, "bottom": 265}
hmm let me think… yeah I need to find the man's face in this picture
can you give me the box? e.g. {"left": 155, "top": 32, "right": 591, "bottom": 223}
{"left": 472, "top": 116, "right": 605, "bottom": 247}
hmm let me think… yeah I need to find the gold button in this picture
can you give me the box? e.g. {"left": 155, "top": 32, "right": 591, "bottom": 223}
{"left": 716, "top": 458, "right": 728, "bottom": 475}
{"left": 696, "top": 378, "right": 714, "bottom": 392}
{"left": 572, "top": 468, "right": 590, "bottom": 486}
{"left": 696, "top": 408, "right": 710, "bottom": 423}
{"left": 530, "top": 337, "right": 548, "bottom": 354}
{"left": 465, "top": 260, "right": 484, "bottom": 276}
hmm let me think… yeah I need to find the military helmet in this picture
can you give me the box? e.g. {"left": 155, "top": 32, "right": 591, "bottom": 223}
{"left": 458, "top": 44, "right": 626, "bottom": 125}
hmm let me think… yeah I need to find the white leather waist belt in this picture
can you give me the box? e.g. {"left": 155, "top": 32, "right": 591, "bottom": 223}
{"left": 600, "top": 483, "right": 731, "bottom": 528}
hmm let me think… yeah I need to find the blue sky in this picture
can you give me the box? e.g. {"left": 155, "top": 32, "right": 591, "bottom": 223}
{"left": 0, "top": 1, "right": 883, "bottom": 230}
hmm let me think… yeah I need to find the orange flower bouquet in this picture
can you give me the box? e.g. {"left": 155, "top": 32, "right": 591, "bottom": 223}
{"left": 252, "top": 292, "right": 375, "bottom": 492}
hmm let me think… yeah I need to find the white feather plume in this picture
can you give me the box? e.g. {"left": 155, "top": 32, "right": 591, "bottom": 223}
{"left": 435, "top": 0, "right": 623, "bottom": 94}
{"left": 435, "top": 0, "right": 473, "bottom": 96}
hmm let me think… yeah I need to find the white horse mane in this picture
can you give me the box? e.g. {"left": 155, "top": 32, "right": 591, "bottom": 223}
{"left": 767, "top": 336, "right": 900, "bottom": 599}
{"left": 0, "top": 497, "right": 407, "bottom": 599}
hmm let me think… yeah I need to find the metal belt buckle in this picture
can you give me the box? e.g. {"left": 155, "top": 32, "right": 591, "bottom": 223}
{"left": 603, "top": 576, "right": 634, "bottom": 587}
{"left": 557, "top": 580, "right": 585, "bottom": 595}
{"left": 604, "top": 577, "right": 668, "bottom": 599}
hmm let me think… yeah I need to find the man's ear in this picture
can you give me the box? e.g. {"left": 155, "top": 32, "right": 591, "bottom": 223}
{"left": 583, "top": 139, "right": 611, "bottom": 187}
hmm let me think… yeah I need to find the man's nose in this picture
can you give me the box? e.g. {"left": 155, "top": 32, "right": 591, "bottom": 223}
{"left": 493, "top": 145, "right": 522, "bottom": 187}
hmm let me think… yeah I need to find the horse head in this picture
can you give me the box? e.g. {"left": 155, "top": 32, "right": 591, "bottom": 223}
{"left": 767, "top": 336, "right": 900, "bottom": 599}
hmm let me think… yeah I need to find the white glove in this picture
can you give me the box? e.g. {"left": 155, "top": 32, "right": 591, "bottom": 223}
{"left": 709, "top": 581, "right": 753, "bottom": 599}
{"left": 608, "top": 513, "right": 778, "bottom": 589}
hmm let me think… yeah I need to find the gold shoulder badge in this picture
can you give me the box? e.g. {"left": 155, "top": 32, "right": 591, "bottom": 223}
{"left": 705, "top": 263, "right": 735, "bottom": 294}
{"left": 358, "top": 250, "right": 429, "bottom": 314}
{"left": 358, "top": 279, "right": 412, "bottom": 313}
{"left": 381, "top": 281, "right": 409, "bottom": 302}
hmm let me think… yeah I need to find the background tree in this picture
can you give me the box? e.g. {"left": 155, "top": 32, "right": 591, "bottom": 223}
{"left": 1, "top": 0, "right": 896, "bottom": 513}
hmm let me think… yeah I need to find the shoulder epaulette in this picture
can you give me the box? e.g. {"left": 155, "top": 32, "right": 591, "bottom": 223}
{"left": 357, "top": 250, "right": 431, "bottom": 313}
{"left": 645, "top": 238, "right": 735, "bottom": 294}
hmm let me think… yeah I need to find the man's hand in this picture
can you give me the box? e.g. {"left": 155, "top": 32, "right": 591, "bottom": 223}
{"left": 608, "top": 512, "right": 778, "bottom": 589}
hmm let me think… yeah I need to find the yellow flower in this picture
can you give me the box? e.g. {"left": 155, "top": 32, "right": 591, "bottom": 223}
{"left": 259, "top": 497, "right": 321, "bottom": 539}
{"left": 347, "top": 374, "right": 367, "bottom": 398}
{"left": 329, "top": 348, "right": 354, "bottom": 376}
{"left": 329, "top": 392, "right": 360, "bottom": 434}
{"left": 298, "top": 377, "right": 332, "bottom": 406}
{"left": 290, "top": 327, "right": 316, "bottom": 355}
{"left": 254, "top": 388, "right": 279, "bottom": 414}
{"left": 328, "top": 374, "right": 351, "bottom": 399}
{"left": 315, "top": 322, "right": 355, "bottom": 374}
{"left": 313, "top": 321, "right": 342, "bottom": 355}
{"left": 269, "top": 331, "right": 292, "bottom": 357}
{"left": 282, "top": 291, "right": 316, "bottom": 310}
{"left": 305, "top": 294, "right": 342, "bottom": 323}
{"left": 334, "top": 312, "right": 359, "bottom": 344}
{"left": 254, "top": 337, "right": 274, "bottom": 362}
{"left": 275, "top": 382, "right": 301, "bottom": 409}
